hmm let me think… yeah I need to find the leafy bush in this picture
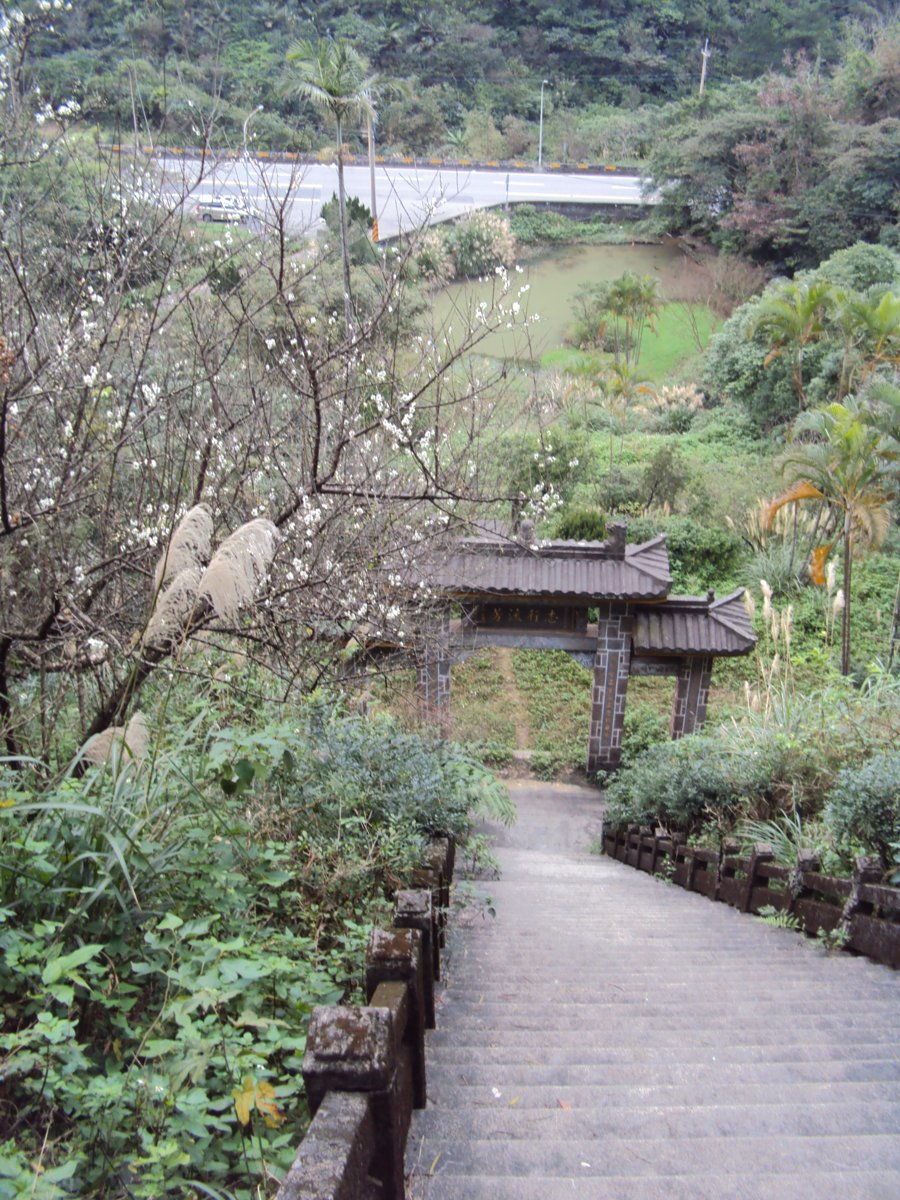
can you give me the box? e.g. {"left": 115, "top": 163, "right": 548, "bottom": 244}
{"left": 414, "top": 228, "right": 455, "bottom": 282}
{"left": 703, "top": 306, "right": 800, "bottom": 430}
{"left": 554, "top": 505, "right": 607, "bottom": 540}
{"left": 626, "top": 514, "right": 745, "bottom": 589}
{"left": 825, "top": 750, "right": 900, "bottom": 866}
{"left": 446, "top": 210, "right": 517, "bottom": 277}
{"left": 0, "top": 698, "right": 510, "bottom": 1199}
{"left": 746, "top": 541, "right": 805, "bottom": 597}
{"left": 817, "top": 242, "right": 900, "bottom": 290}
{"left": 619, "top": 702, "right": 669, "bottom": 766}
{"left": 501, "top": 426, "right": 595, "bottom": 504}
{"left": 603, "top": 731, "right": 797, "bottom": 837}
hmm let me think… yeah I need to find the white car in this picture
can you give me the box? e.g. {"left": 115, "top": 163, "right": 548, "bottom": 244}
{"left": 193, "top": 196, "right": 250, "bottom": 224}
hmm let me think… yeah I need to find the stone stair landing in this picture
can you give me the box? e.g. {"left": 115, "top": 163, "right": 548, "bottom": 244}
{"left": 405, "top": 782, "right": 900, "bottom": 1200}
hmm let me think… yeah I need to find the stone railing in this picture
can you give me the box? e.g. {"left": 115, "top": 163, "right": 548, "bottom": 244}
{"left": 275, "top": 838, "right": 454, "bottom": 1200}
{"left": 604, "top": 824, "right": 900, "bottom": 969}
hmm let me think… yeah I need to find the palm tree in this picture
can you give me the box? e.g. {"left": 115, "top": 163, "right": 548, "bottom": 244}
{"left": 751, "top": 279, "right": 834, "bottom": 409}
{"left": 286, "top": 38, "right": 376, "bottom": 331}
{"left": 830, "top": 288, "right": 900, "bottom": 400}
{"left": 599, "top": 272, "right": 661, "bottom": 368}
{"left": 767, "top": 397, "right": 898, "bottom": 674}
{"left": 856, "top": 290, "right": 900, "bottom": 382}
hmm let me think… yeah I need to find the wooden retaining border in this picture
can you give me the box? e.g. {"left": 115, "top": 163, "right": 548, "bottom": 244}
{"left": 275, "top": 837, "right": 454, "bottom": 1200}
{"left": 603, "top": 824, "right": 900, "bottom": 969}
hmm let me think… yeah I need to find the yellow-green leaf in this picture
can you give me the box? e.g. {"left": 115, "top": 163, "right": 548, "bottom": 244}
{"left": 232, "top": 1076, "right": 255, "bottom": 1126}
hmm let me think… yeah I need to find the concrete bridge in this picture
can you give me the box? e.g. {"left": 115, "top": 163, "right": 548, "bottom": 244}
{"left": 152, "top": 152, "right": 649, "bottom": 239}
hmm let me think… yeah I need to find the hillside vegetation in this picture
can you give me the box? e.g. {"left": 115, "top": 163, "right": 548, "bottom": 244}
{"left": 0, "top": 5, "right": 898, "bottom": 1197}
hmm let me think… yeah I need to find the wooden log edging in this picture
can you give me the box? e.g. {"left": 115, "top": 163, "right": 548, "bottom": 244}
{"left": 276, "top": 837, "right": 453, "bottom": 1200}
{"left": 602, "top": 823, "right": 900, "bottom": 969}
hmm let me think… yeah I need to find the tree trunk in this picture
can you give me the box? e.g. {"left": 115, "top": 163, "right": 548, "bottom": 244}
{"left": 840, "top": 509, "right": 852, "bottom": 676}
{"left": 335, "top": 116, "right": 354, "bottom": 335}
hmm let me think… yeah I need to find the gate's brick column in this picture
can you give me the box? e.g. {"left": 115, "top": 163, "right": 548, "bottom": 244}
{"left": 670, "top": 654, "right": 713, "bottom": 739}
{"left": 417, "top": 608, "right": 451, "bottom": 734}
{"left": 587, "top": 602, "right": 633, "bottom": 773}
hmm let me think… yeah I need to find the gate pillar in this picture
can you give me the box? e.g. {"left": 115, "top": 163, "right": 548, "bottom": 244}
{"left": 587, "top": 603, "right": 633, "bottom": 774}
{"left": 670, "top": 655, "right": 713, "bottom": 739}
{"left": 417, "top": 608, "right": 451, "bottom": 734}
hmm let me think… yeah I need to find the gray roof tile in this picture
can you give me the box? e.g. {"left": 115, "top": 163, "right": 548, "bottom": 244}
{"left": 633, "top": 590, "right": 755, "bottom": 656}
{"left": 425, "top": 535, "right": 671, "bottom": 601}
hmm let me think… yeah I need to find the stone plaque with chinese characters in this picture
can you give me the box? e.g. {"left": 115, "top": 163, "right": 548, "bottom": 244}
{"left": 471, "top": 603, "right": 587, "bottom": 634}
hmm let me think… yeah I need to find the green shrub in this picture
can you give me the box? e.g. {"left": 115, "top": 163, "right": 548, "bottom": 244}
{"left": 554, "top": 505, "right": 607, "bottom": 540}
{"left": 825, "top": 750, "right": 900, "bottom": 866}
{"left": 817, "top": 242, "right": 900, "bottom": 291}
{"left": 603, "top": 731, "right": 794, "bottom": 837}
{"left": 509, "top": 205, "right": 632, "bottom": 245}
{"left": 414, "top": 228, "right": 455, "bottom": 281}
{"left": 501, "top": 426, "right": 595, "bottom": 503}
{"left": 626, "top": 514, "right": 745, "bottom": 589}
{"left": 746, "top": 542, "right": 805, "bottom": 597}
{"left": 620, "top": 702, "right": 669, "bottom": 766}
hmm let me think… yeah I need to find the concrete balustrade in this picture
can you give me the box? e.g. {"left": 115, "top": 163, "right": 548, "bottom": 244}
{"left": 274, "top": 838, "right": 453, "bottom": 1200}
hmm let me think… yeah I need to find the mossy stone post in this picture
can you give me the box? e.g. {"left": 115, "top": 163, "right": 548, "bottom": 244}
{"left": 365, "top": 927, "right": 427, "bottom": 1108}
{"left": 301, "top": 1005, "right": 405, "bottom": 1200}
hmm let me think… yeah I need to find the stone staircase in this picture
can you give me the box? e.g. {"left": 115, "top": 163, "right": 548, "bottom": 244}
{"left": 405, "top": 782, "right": 900, "bottom": 1199}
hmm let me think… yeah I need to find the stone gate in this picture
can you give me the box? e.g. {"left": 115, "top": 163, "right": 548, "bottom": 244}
{"left": 413, "top": 521, "right": 756, "bottom": 773}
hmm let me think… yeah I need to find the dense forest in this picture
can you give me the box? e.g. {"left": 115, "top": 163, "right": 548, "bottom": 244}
{"left": 23, "top": 0, "right": 898, "bottom": 152}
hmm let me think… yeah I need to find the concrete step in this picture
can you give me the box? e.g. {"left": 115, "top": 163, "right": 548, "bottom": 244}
{"left": 406, "top": 1132, "right": 900, "bottom": 1179}
{"left": 434, "top": 988, "right": 897, "bottom": 1017}
{"left": 424, "top": 1056, "right": 900, "bottom": 1089}
{"left": 442, "top": 959, "right": 900, "bottom": 994}
{"left": 408, "top": 1169, "right": 900, "bottom": 1200}
{"left": 410, "top": 1097, "right": 900, "bottom": 1140}
{"left": 430, "top": 1005, "right": 899, "bottom": 1035}
{"left": 424, "top": 1030, "right": 898, "bottom": 1059}
{"left": 419, "top": 1076, "right": 900, "bottom": 1112}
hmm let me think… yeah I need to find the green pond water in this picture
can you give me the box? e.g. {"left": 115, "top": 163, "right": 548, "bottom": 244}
{"left": 431, "top": 242, "right": 686, "bottom": 364}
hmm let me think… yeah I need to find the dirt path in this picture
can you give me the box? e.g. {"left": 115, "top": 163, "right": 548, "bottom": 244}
{"left": 493, "top": 648, "right": 532, "bottom": 752}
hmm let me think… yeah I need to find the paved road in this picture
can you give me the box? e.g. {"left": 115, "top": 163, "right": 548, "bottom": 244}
{"left": 406, "top": 780, "right": 900, "bottom": 1199}
{"left": 155, "top": 155, "right": 647, "bottom": 239}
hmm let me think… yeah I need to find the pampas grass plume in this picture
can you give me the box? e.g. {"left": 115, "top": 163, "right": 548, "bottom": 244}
{"left": 197, "top": 518, "right": 278, "bottom": 622}
{"left": 153, "top": 504, "right": 213, "bottom": 592}
{"left": 145, "top": 566, "right": 201, "bottom": 648}
{"left": 83, "top": 711, "right": 150, "bottom": 764}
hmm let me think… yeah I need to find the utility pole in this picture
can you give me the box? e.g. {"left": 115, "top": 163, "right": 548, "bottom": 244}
{"left": 367, "top": 109, "right": 379, "bottom": 242}
{"left": 538, "top": 79, "right": 550, "bottom": 168}
{"left": 699, "top": 38, "right": 711, "bottom": 95}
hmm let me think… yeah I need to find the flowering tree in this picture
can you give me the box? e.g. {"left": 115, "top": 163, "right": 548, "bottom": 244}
{"left": 0, "top": 21, "right": 541, "bottom": 769}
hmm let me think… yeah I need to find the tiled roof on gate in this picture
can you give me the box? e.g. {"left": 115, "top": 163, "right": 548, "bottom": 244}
{"left": 633, "top": 589, "right": 756, "bottom": 656}
{"left": 424, "top": 533, "right": 672, "bottom": 601}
